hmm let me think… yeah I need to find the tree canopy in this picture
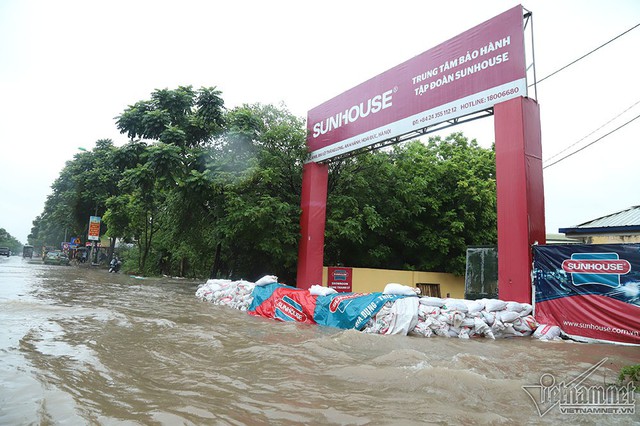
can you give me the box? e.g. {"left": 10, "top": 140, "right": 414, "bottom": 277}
{"left": 30, "top": 86, "right": 497, "bottom": 280}
{"left": 324, "top": 134, "right": 496, "bottom": 274}
{"left": 0, "top": 228, "right": 22, "bottom": 254}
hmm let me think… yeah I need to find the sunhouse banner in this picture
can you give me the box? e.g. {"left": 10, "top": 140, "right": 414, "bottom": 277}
{"left": 248, "top": 283, "right": 407, "bottom": 330}
{"left": 307, "top": 5, "right": 527, "bottom": 162}
{"left": 533, "top": 244, "right": 640, "bottom": 345}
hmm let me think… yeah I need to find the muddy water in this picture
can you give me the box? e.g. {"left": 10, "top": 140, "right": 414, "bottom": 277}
{"left": 1, "top": 255, "right": 638, "bottom": 425}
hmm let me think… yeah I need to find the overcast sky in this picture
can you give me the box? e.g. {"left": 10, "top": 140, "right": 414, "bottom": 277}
{"left": 1, "top": 0, "right": 639, "bottom": 244}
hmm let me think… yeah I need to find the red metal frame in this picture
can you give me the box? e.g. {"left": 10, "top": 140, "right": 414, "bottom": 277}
{"left": 298, "top": 97, "right": 545, "bottom": 303}
{"left": 494, "top": 96, "right": 545, "bottom": 303}
{"left": 296, "top": 162, "right": 329, "bottom": 289}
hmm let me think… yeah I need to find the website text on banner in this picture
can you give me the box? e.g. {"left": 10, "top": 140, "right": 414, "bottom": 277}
{"left": 307, "top": 5, "right": 527, "bottom": 162}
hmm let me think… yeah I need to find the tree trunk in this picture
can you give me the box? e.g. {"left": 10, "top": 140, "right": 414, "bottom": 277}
{"left": 209, "top": 242, "right": 222, "bottom": 279}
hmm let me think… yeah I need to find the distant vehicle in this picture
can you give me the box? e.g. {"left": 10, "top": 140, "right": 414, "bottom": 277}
{"left": 44, "top": 250, "right": 70, "bottom": 266}
{"left": 108, "top": 257, "right": 121, "bottom": 273}
{"left": 76, "top": 247, "right": 88, "bottom": 263}
{"left": 0, "top": 247, "right": 10, "bottom": 257}
{"left": 23, "top": 245, "right": 34, "bottom": 258}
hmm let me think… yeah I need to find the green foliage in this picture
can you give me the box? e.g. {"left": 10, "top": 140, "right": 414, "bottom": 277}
{"left": 618, "top": 364, "right": 640, "bottom": 392}
{"left": 116, "top": 86, "right": 225, "bottom": 148}
{"left": 31, "top": 86, "right": 498, "bottom": 282}
{"left": 324, "top": 133, "right": 496, "bottom": 275}
{"left": 29, "top": 139, "right": 120, "bottom": 249}
{"left": 210, "top": 103, "right": 306, "bottom": 283}
{"left": 0, "top": 228, "right": 22, "bottom": 253}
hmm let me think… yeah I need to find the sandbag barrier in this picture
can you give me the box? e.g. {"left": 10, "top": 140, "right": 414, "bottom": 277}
{"left": 195, "top": 277, "right": 560, "bottom": 340}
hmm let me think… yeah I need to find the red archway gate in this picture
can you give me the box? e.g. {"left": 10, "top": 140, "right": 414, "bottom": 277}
{"left": 297, "top": 5, "right": 544, "bottom": 304}
{"left": 494, "top": 96, "right": 545, "bottom": 302}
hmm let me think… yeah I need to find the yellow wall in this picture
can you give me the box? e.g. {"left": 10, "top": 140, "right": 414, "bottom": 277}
{"left": 587, "top": 235, "right": 640, "bottom": 244}
{"left": 322, "top": 266, "right": 465, "bottom": 298}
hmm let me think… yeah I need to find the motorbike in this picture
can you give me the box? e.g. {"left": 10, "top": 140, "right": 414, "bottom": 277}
{"left": 108, "top": 257, "right": 121, "bottom": 273}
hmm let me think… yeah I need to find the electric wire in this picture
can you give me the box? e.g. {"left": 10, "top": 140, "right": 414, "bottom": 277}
{"left": 543, "top": 113, "right": 640, "bottom": 169}
{"left": 530, "top": 22, "right": 640, "bottom": 169}
{"left": 530, "top": 22, "right": 640, "bottom": 87}
{"left": 543, "top": 99, "right": 640, "bottom": 162}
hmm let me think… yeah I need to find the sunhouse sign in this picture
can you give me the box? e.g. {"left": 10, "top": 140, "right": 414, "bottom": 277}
{"left": 307, "top": 5, "right": 527, "bottom": 162}
{"left": 534, "top": 244, "right": 640, "bottom": 345}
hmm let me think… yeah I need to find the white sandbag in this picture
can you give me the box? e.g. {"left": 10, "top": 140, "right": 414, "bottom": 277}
{"left": 460, "top": 317, "right": 476, "bottom": 328}
{"left": 433, "top": 323, "right": 450, "bottom": 337}
{"left": 425, "top": 316, "right": 446, "bottom": 332}
{"left": 255, "top": 275, "right": 278, "bottom": 286}
{"left": 491, "top": 319, "right": 505, "bottom": 334}
{"left": 196, "top": 279, "right": 255, "bottom": 310}
{"left": 458, "top": 327, "right": 471, "bottom": 339}
{"left": 513, "top": 326, "right": 533, "bottom": 336}
{"left": 309, "top": 285, "right": 338, "bottom": 296}
{"left": 442, "top": 311, "right": 465, "bottom": 328}
{"left": 383, "top": 283, "right": 419, "bottom": 296}
{"left": 519, "top": 303, "right": 533, "bottom": 317}
{"left": 497, "top": 323, "right": 525, "bottom": 337}
{"left": 473, "top": 317, "right": 492, "bottom": 338}
{"left": 442, "top": 299, "right": 469, "bottom": 313}
{"left": 533, "top": 324, "right": 562, "bottom": 341}
{"left": 418, "top": 304, "right": 440, "bottom": 318}
{"left": 385, "top": 297, "right": 420, "bottom": 335}
{"left": 419, "top": 296, "right": 445, "bottom": 307}
{"left": 205, "top": 278, "right": 229, "bottom": 287}
{"left": 498, "top": 311, "right": 521, "bottom": 324}
{"left": 481, "top": 311, "right": 496, "bottom": 326}
{"left": 235, "top": 279, "right": 255, "bottom": 292}
{"left": 464, "top": 300, "right": 484, "bottom": 314}
{"left": 410, "top": 321, "right": 432, "bottom": 337}
{"left": 516, "top": 315, "right": 538, "bottom": 332}
{"left": 483, "top": 299, "right": 507, "bottom": 312}
{"left": 505, "top": 301, "right": 525, "bottom": 312}
{"left": 362, "top": 301, "right": 395, "bottom": 334}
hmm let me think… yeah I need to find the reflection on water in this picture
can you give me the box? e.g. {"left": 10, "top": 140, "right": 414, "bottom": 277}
{"left": 0, "top": 256, "right": 638, "bottom": 425}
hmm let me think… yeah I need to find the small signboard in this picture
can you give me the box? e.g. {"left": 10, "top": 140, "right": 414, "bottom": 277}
{"left": 69, "top": 237, "right": 81, "bottom": 249}
{"left": 88, "top": 216, "right": 101, "bottom": 241}
{"left": 328, "top": 267, "right": 353, "bottom": 293}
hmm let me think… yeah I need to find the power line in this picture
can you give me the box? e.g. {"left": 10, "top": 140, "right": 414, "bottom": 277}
{"left": 530, "top": 22, "right": 640, "bottom": 87}
{"left": 544, "top": 99, "right": 640, "bottom": 162}
{"left": 543, "top": 113, "right": 640, "bottom": 169}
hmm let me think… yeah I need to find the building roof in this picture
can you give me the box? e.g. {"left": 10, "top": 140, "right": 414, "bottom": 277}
{"left": 559, "top": 205, "right": 640, "bottom": 234}
{"left": 545, "top": 233, "right": 580, "bottom": 244}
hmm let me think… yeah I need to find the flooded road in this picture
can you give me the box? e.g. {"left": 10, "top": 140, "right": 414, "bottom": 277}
{"left": 1, "top": 255, "right": 638, "bottom": 425}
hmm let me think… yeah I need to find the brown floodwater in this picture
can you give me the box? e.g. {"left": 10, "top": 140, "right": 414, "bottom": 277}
{"left": 1, "top": 255, "right": 638, "bottom": 425}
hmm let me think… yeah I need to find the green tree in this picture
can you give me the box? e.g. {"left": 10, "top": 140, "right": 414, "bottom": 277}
{"left": 30, "top": 82, "right": 499, "bottom": 282}
{"left": 0, "top": 228, "right": 22, "bottom": 254}
{"left": 29, "top": 139, "right": 120, "bottom": 250}
{"left": 109, "top": 86, "right": 226, "bottom": 275}
{"left": 116, "top": 86, "right": 225, "bottom": 149}
{"left": 212, "top": 103, "right": 307, "bottom": 283}
{"left": 324, "top": 133, "right": 497, "bottom": 275}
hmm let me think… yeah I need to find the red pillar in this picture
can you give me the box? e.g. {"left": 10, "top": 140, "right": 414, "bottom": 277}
{"left": 296, "top": 162, "right": 329, "bottom": 290}
{"left": 494, "top": 96, "right": 546, "bottom": 303}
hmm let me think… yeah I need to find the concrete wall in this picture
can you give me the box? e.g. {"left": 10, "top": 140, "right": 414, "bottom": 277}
{"left": 322, "top": 266, "right": 465, "bottom": 298}
{"left": 585, "top": 234, "right": 640, "bottom": 244}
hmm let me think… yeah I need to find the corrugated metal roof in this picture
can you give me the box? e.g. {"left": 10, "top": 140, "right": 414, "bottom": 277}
{"left": 573, "top": 205, "right": 640, "bottom": 229}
